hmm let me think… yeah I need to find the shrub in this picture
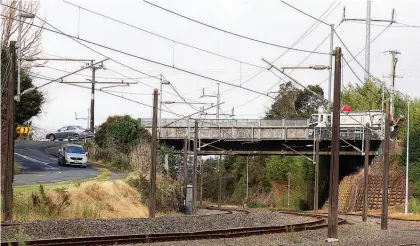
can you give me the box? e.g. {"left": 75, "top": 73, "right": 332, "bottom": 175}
{"left": 409, "top": 198, "right": 420, "bottom": 214}
{"left": 247, "top": 202, "right": 266, "bottom": 208}
{"left": 126, "top": 174, "right": 182, "bottom": 213}
{"left": 414, "top": 180, "right": 420, "bottom": 198}
{"left": 95, "top": 115, "right": 150, "bottom": 153}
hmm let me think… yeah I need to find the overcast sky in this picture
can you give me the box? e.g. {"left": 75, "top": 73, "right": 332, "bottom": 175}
{"left": 19, "top": 0, "right": 420, "bottom": 131}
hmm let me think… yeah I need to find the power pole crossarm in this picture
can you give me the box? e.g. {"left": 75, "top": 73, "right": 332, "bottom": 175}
{"left": 16, "top": 58, "right": 109, "bottom": 99}
{"left": 342, "top": 2, "right": 395, "bottom": 83}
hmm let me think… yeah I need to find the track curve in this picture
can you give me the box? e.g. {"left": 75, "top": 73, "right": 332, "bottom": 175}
{"left": 2, "top": 207, "right": 345, "bottom": 246}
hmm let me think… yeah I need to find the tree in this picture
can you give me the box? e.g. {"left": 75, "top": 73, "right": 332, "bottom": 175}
{"left": 1, "top": 48, "right": 45, "bottom": 128}
{"left": 1, "top": 0, "right": 43, "bottom": 62}
{"left": 1, "top": 1, "right": 46, "bottom": 132}
{"left": 295, "top": 84, "right": 325, "bottom": 117}
{"left": 266, "top": 82, "right": 324, "bottom": 119}
{"left": 15, "top": 73, "right": 45, "bottom": 124}
{"left": 94, "top": 115, "right": 151, "bottom": 153}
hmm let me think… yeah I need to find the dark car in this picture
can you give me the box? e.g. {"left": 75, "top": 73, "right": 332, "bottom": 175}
{"left": 46, "top": 126, "right": 94, "bottom": 141}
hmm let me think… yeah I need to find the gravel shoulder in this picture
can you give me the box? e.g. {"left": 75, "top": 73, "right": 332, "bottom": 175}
{"left": 1, "top": 212, "right": 316, "bottom": 242}
{"left": 134, "top": 216, "right": 420, "bottom": 246}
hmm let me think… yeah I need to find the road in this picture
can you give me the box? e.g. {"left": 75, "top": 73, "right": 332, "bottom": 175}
{"left": 14, "top": 141, "right": 99, "bottom": 185}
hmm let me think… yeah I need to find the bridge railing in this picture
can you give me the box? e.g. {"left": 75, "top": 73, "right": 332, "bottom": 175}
{"left": 139, "top": 118, "right": 381, "bottom": 140}
{"left": 139, "top": 118, "right": 310, "bottom": 127}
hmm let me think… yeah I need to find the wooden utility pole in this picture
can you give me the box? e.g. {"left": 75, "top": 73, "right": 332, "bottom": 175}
{"left": 362, "top": 125, "right": 371, "bottom": 222}
{"left": 314, "top": 139, "right": 320, "bottom": 213}
{"left": 149, "top": 89, "right": 158, "bottom": 218}
{"left": 192, "top": 120, "right": 198, "bottom": 214}
{"left": 183, "top": 137, "right": 188, "bottom": 203}
{"left": 88, "top": 60, "right": 105, "bottom": 132}
{"left": 200, "top": 157, "right": 203, "bottom": 206}
{"left": 218, "top": 155, "right": 222, "bottom": 208}
{"left": 388, "top": 50, "right": 400, "bottom": 119}
{"left": 3, "top": 41, "right": 16, "bottom": 222}
{"left": 328, "top": 47, "right": 341, "bottom": 239}
{"left": 381, "top": 100, "right": 390, "bottom": 230}
{"left": 90, "top": 60, "right": 95, "bottom": 132}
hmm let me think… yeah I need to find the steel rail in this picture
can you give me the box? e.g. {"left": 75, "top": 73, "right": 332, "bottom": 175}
{"left": 3, "top": 208, "right": 343, "bottom": 246}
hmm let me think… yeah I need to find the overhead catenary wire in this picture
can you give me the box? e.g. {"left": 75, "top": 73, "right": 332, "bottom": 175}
{"left": 220, "top": 1, "right": 342, "bottom": 109}
{"left": 233, "top": 24, "right": 341, "bottom": 110}
{"left": 318, "top": 23, "right": 392, "bottom": 86}
{"left": 333, "top": 29, "right": 388, "bottom": 89}
{"left": 219, "top": 0, "right": 341, "bottom": 97}
{"left": 0, "top": 10, "right": 273, "bottom": 99}
{"left": 33, "top": 72, "right": 220, "bottom": 122}
{"left": 280, "top": 0, "right": 332, "bottom": 26}
{"left": 39, "top": 64, "right": 154, "bottom": 80}
{"left": 142, "top": 0, "right": 330, "bottom": 55}
{"left": 62, "top": 0, "right": 266, "bottom": 69}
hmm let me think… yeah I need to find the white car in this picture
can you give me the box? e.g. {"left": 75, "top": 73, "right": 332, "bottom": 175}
{"left": 57, "top": 144, "right": 88, "bottom": 168}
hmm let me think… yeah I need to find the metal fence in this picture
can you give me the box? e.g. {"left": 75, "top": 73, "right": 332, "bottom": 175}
{"left": 139, "top": 118, "right": 309, "bottom": 127}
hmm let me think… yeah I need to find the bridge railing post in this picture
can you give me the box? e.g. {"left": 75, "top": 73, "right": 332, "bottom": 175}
{"left": 282, "top": 119, "right": 286, "bottom": 139}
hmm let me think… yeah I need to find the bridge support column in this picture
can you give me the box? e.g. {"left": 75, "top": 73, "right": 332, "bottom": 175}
{"left": 314, "top": 139, "right": 320, "bottom": 213}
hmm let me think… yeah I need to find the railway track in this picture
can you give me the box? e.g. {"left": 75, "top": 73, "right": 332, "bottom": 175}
{"left": 2, "top": 207, "right": 344, "bottom": 246}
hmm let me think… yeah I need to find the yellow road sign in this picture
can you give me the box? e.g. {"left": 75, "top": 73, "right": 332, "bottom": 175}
{"left": 16, "top": 126, "right": 31, "bottom": 134}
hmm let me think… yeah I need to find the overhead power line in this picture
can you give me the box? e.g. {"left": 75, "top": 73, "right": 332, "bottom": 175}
{"left": 280, "top": 0, "right": 331, "bottom": 26}
{"left": 333, "top": 29, "right": 388, "bottom": 90}
{"left": 39, "top": 64, "right": 153, "bottom": 80}
{"left": 220, "top": 0, "right": 341, "bottom": 97}
{"left": 142, "top": 0, "right": 330, "bottom": 55}
{"left": 0, "top": 10, "right": 273, "bottom": 99}
{"left": 218, "top": 0, "right": 341, "bottom": 111}
{"left": 62, "top": 0, "right": 266, "bottom": 69}
{"left": 317, "top": 23, "right": 391, "bottom": 86}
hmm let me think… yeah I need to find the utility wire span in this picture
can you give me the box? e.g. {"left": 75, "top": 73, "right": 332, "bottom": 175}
{"left": 333, "top": 29, "right": 388, "bottom": 90}
{"left": 63, "top": 0, "right": 266, "bottom": 69}
{"left": 280, "top": 0, "right": 331, "bottom": 26}
{"left": 103, "top": 66, "right": 191, "bottom": 100}
{"left": 0, "top": 13, "right": 273, "bottom": 99}
{"left": 0, "top": 3, "right": 162, "bottom": 82}
{"left": 142, "top": 0, "right": 330, "bottom": 55}
{"left": 220, "top": 1, "right": 342, "bottom": 109}
{"left": 318, "top": 23, "right": 391, "bottom": 86}
{"left": 40, "top": 64, "right": 153, "bottom": 80}
{"left": 19, "top": 58, "right": 110, "bottom": 96}
{"left": 219, "top": 0, "right": 340, "bottom": 97}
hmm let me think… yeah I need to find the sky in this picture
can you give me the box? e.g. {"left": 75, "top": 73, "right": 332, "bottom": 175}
{"left": 8, "top": 0, "right": 420, "bottom": 131}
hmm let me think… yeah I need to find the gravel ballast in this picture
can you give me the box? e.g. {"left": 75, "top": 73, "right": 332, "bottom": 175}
{"left": 1, "top": 211, "right": 316, "bottom": 241}
{"left": 134, "top": 215, "right": 420, "bottom": 246}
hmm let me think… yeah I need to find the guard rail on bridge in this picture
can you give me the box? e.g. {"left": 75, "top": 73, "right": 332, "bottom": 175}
{"left": 139, "top": 118, "right": 382, "bottom": 141}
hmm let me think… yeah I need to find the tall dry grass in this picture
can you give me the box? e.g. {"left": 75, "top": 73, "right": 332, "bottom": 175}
{"left": 14, "top": 181, "right": 148, "bottom": 221}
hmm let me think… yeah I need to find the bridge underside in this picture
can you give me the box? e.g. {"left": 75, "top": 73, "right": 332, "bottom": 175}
{"left": 160, "top": 139, "right": 382, "bottom": 156}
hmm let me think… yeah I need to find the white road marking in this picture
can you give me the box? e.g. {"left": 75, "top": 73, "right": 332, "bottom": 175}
{"left": 14, "top": 153, "right": 59, "bottom": 170}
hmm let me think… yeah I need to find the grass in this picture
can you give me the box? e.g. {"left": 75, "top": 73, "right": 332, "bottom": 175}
{"left": 15, "top": 229, "right": 29, "bottom": 246}
{"left": 409, "top": 198, "right": 420, "bottom": 214}
{"left": 13, "top": 180, "right": 148, "bottom": 221}
{"left": 12, "top": 167, "right": 148, "bottom": 221}
{"left": 14, "top": 164, "right": 22, "bottom": 174}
